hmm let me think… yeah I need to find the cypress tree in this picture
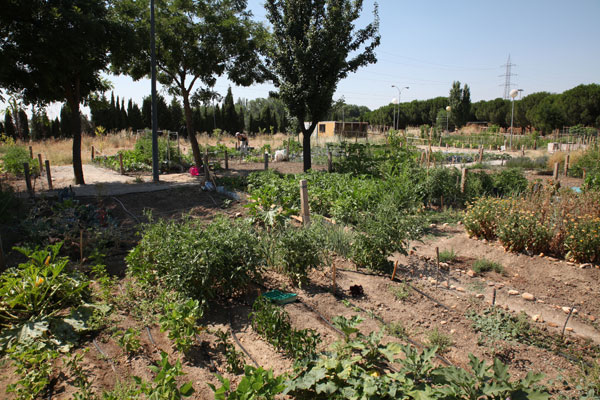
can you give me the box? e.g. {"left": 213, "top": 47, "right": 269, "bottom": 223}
{"left": 18, "top": 109, "right": 29, "bottom": 140}
{"left": 4, "top": 111, "right": 16, "bottom": 139}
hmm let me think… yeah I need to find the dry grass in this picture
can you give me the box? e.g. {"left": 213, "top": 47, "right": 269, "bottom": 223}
{"left": 546, "top": 150, "right": 584, "bottom": 171}
{"left": 3, "top": 130, "right": 388, "bottom": 167}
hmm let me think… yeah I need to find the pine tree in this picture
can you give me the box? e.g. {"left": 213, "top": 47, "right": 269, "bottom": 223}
{"left": 4, "top": 111, "right": 16, "bottom": 139}
{"left": 60, "top": 104, "right": 72, "bottom": 138}
{"left": 51, "top": 118, "right": 61, "bottom": 138}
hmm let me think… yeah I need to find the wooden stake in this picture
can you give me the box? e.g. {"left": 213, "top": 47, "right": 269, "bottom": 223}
{"left": 564, "top": 154, "right": 570, "bottom": 176}
{"left": 391, "top": 260, "right": 399, "bottom": 281}
{"left": 91, "top": 145, "right": 95, "bottom": 160}
{"left": 37, "top": 154, "right": 43, "bottom": 174}
{"left": 45, "top": 160, "right": 53, "bottom": 190}
{"left": 264, "top": 152, "right": 269, "bottom": 170}
{"left": 29, "top": 146, "right": 33, "bottom": 159}
{"left": 492, "top": 288, "right": 496, "bottom": 306}
{"left": 224, "top": 149, "right": 229, "bottom": 170}
{"left": 435, "top": 247, "right": 440, "bottom": 287}
{"left": 327, "top": 151, "right": 333, "bottom": 173}
{"left": 521, "top": 145, "right": 525, "bottom": 156}
{"left": 561, "top": 306, "right": 575, "bottom": 337}
{"left": 80, "top": 229, "right": 84, "bottom": 262}
{"left": 299, "top": 179, "right": 310, "bottom": 225}
{"left": 23, "top": 162, "right": 33, "bottom": 198}
{"left": 553, "top": 162, "right": 559, "bottom": 180}
{"left": 119, "top": 153, "right": 124, "bottom": 175}
{"left": 460, "top": 168, "right": 468, "bottom": 193}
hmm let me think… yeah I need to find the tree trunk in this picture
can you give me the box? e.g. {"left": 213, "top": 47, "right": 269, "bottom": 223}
{"left": 301, "top": 121, "right": 317, "bottom": 172}
{"left": 182, "top": 94, "right": 202, "bottom": 169}
{"left": 66, "top": 80, "right": 84, "bottom": 185}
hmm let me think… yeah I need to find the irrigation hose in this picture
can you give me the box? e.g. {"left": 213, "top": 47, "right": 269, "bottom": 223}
{"left": 227, "top": 308, "right": 260, "bottom": 368}
{"left": 111, "top": 196, "right": 141, "bottom": 223}
{"left": 145, "top": 326, "right": 157, "bottom": 348}
{"left": 93, "top": 339, "right": 117, "bottom": 373}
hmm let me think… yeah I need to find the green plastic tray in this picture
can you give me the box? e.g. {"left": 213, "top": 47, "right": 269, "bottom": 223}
{"left": 263, "top": 290, "right": 297, "bottom": 305}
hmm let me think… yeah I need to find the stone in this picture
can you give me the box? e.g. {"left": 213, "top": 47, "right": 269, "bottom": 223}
{"left": 487, "top": 282, "right": 495, "bottom": 286}
{"left": 522, "top": 293, "right": 535, "bottom": 301}
{"left": 440, "top": 321, "right": 447, "bottom": 325}
{"left": 475, "top": 294, "right": 485, "bottom": 299}
{"left": 442, "top": 223, "right": 449, "bottom": 227}
{"left": 565, "top": 327, "right": 574, "bottom": 332}
{"left": 508, "top": 289, "right": 519, "bottom": 296}
{"left": 562, "top": 307, "right": 572, "bottom": 314}
{"left": 589, "top": 315, "right": 596, "bottom": 322}
{"left": 456, "top": 287, "right": 466, "bottom": 292}
{"left": 234, "top": 212, "right": 242, "bottom": 218}
{"left": 539, "top": 252, "right": 544, "bottom": 257}
{"left": 450, "top": 285, "right": 456, "bottom": 290}
{"left": 537, "top": 299, "right": 545, "bottom": 303}
{"left": 450, "top": 329, "right": 456, "bottom": 334}
{"left": 439, "top": 262, "right": 449, "bottom": 269}
{"left": 457, "top": 221, "right": 462, "bottom": 225}
{"left": 466, "top": 270, "right": 476, "bottom": 277}
{"left": 532, "top": 314, "right": 541, "bottom": 322}
{"left": 430, "top": 223, "right": 436, "bottom": 228}
{"left": 580, "top": 263, "right": 592, "bottom": 269}
{"left": 496, "top": 284, "right": 504, "bottom": 289}
{"left": 441, "top": 281, "right": 449, "bottom": 288}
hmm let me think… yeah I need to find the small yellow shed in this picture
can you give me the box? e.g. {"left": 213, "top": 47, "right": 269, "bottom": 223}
{"left": 315, "top": 121, "right": 368, "bottom": 138}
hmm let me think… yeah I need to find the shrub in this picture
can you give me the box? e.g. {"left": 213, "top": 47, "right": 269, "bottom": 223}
{"left": 491, "top": 168, "right": 528, "bottom": 196}
{"left": 564, "top": 215, "right": 600, "bottom": 263}
{"left": 438, "top": 248, "right": 457, "bottom": 263}
{"left": 426, "top": 327, "right": 453, "bottom": 354}
{"left": 496, "top": 205, "right": 552, "bottom": 254}
{"left": 464, "top": 197, "right": 506, "bottom": 240}
{"left": 274, "top": 226, "right": 322, "bottom": 286}
{"left": 126, "top": 216, "right": 262, "bottom": 309}
{"left": 418, "top": 167, "right": 461, "bottom": 207}
{"left": 1, "top": 145, "right": 39, "bottom": 176}
{"left": 570, "top": 149, "right": 600, "bottom": 178}
{"left": 584, "top": 168, "right": 600, "bottom": 192}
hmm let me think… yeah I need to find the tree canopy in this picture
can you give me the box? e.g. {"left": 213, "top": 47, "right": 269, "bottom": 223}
{"left": 0, "top": 0, "right": 132, "bottom": 184}
{"left": 113, "top": 0, "right": 269, "bottom": 168}
{"left": 265, "top": 0, "right": 380, "bottom": 171}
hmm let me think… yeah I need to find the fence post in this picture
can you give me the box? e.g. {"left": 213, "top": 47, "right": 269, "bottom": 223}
{"left": 23, "top": 162, "right": 33, "bottom": 198}
{"left": 37, "top": 154, "right": 43, "bottom": 174}
{"left": 119, "top": 153, "right": 124, "bottom": 175}
{"left": 553, "top": 162, "right": 559, "bottom": 180}
{"left": 327, "top": 151, "right": 333, "bottom": 172}
{"left": 29, "top": 146, "right": 33, "bottom": 159}
{"left": 299, "top": 179, "right": 310, "bottom": 226}
{"left": 91, "top": 145, "right": 95, "bottom": 160}
{"left": 224, "top": 149, "right": 229, "bottom": 170}
{"left": 45, "top": 160, "right": 53, "bottom": 190}
{"left": 564, "top": 154, "right": 570, "bottom": 176}
{"left": 460, "top": 168, "right": 468, "bottom": 193}
{"left": 264, "top": 152, "right": 269, "bottom": 170}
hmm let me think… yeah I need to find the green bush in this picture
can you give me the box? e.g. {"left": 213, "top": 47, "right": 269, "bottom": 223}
{"left": 491, "top": 168, "right": 528, "bottom": 196}
{"left": 496, "top": 205, "right": 552, "bottom": 254}
{"left": 1, "top": 146, "right": 39, "bottom": 176}
{"left": 564, "top": 216, "right": 600, "bottom": 263}
{"left": 126, "top": 216, "right": 262, "bottom": 309}
{"left": 472, "top": 258, "right": 504, "bottom": 274}
{"left": 464, "top": 197, "right": 505, "bottom": 240}
{"left": 274, "top": 226, "right": 322, "bottom": 286}
{"left": 583, "top": 167, "right": 600, "bottom": 192}
{"left": 569, "top": 149, "right": 600, "bottom": 178}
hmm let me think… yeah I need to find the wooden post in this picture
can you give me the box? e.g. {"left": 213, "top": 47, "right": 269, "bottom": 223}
{"left": 299, "top": 179, "right": 310, "bottom": 225}
{"left": 561, "top": 306, "right": 575, "bottom": 337}
{"left": 331, "top": 264, "right": 336, "bottom": 294}
{"left": 91, "top": 145, "right": 95, "bottom": 160}
{"left": 119, "top": 153, "right": 124, "bottom": 175}
{"left": 521, "top": 145, "right": 525, "bottom": 156}
{"left": 264, "top": 152, "right": 269, "bottom": 170}
{"left": 37, "top": 154, "right": 43, "bottom": 174}
{"left": 564, "top": 154, "right": 570, "bottom": 175}
{"left": 435, "top": 247, "right": 441, "bottom": 287}
{"left": 203, "top": 150, "right": 210, "bottom": 180}
{"left": 45, "top": 160, "right": 53, "bottom": 190}
{"left": 327, "top": 151, "right": 333, "bottom": 172}
{"left": 534, "top": 139, "right": 537, "bottom": 149}
{"left": 420, "top": 152, "right": 425, "bottom": 165}
{"left": 460, "top": 168, "right": 468, "bottom": 193}
{"left": 478, "top": 147, "right": 483, "bottom": 163}
{"left": 492, "top": 288, "right": 496, "bottom": 306}
{"left": 553, "top": 162, "right": 559, "bottom": 180}
{"left": 29, "top": 146, "right": 33, "bottom": 159}
{"left": 224, "top": 149, "right": 229, "bottom": 170}
{"left": 391, "top": 260, "right": 399, "bottom": 281}
{"left": 23, "top": 163, "right": 33, "bottom": 198}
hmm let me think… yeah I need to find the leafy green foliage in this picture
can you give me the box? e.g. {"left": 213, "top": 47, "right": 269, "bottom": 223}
{"left": 159, "top": 298, "right": 203, "bottom": 354}
{"left": 273, "top": 226, "right": 322, "bottom": 286}
{"left": 491, "top": 168, "right": 529, "bottom": 196}
{"left": 6, "top": 343, "right": 58, "bottom": 400}
{"left": 467, "top": 307, "right": 534, "bottom": 344}
{"left": 133, "top": 351, "right": 194, "bottom": 398}
{"left": 388, "top": 283, "right": 411, "bottom": 302}
{"left": 209, "top": 365, "right": 285, "bottom": 400}
{"left": 127, "top": 216, "right": 262, "bottom": 310}
{"left": 385, "top": 321, "right": 407, "bottom": 339}
{"left": 285, "top": 315, "right": 549, "bottom": 399}
{"left": 115, "top": 328, "right": 141, "bottom": 356}
{"left": 250, "top": 296, "right": 320, "bottom": 360}
{"left": 215, "top": 330, "right": 245, "bottom": 375}
{"left": 65, "top": 349, "right": 95, "bottom": 400}
{"left": 438, "top": 248, "right": 457, "bottom": 263}
{"left": 426, "top": 327, "right": 453, "bottom": 354}
{"left": 0, "top": 145, "right": 38, "bottom": 176}
{"left": 472, "top": 258, "right": 504, "bottom": 274}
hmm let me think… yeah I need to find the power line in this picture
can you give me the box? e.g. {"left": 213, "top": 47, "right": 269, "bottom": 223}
{"left": 499, "top": 54, "right": 517, "bottom": 99}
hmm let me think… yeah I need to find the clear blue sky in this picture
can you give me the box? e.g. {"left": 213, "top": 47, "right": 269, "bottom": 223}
{"left": 37, "top": 0, "right": 600, "bottom": 117}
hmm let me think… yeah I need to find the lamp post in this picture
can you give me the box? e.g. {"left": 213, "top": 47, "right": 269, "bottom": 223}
{"left": 509, "top": 89, "right": 522, "bottom": 150}
{"left": 391, "top": 97, "right": 398, "bottom": 131}
{"left": 446, "top": 106, "right": 451, "bottom": 133}
{"left": 392, "top": 85, "right": 409, "bottom": 130}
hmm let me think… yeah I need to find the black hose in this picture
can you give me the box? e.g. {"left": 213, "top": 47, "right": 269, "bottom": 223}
{"left": 227, "top": 308, "right": 260, "bottom": 368}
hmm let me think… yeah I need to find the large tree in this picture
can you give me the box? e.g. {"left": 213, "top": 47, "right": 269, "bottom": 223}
{"left": 448, "top": 81, "right": 471, "bottom": 128}
{"left": 114, "top": 0, "right": 268, "bottom": 168}
{"left": 264, "top": 0, "right": 380, "bottom": 171}
{"left": 0, "top": 0, "right": 131, "bottom": 184}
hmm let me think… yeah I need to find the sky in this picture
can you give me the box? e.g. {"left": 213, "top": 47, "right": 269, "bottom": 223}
{"left": 9, "top": 0, "right": 600, "bottom": 118}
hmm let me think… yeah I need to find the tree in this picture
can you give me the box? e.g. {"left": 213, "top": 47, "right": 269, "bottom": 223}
{"left": 127, "top": 99, "right": 144, "bottom": 130}
{"left": 265, "top": 0, "right": 380, "bottom": 171}
{"left": 114, "top": 0, "right": 268, "bottom": 168}
{"left": 17, "top": 109, "right": 29, "bottom": 140}
{"left": 3, "top": 111, "right": 16, "bottom": 139}
{"left": 448, "top": 81, "right": 471, "bottom": 128}
{"left": 0, "top": 0, "right": 132, "bottom": 184}
{"left": 222, "top": 87, "right": 238, "bottom": 134}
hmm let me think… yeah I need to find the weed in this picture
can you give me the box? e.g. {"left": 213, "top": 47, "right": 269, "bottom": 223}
{"left": 6, "top": 344, "right": 58, "bottom": 400}
{"left": 65, "top": 350, "right": 95, "bottom": 400}
{"left": 209, "top": 366, "right": 285, "bottom": 400}
{"left": 115, "top": 328, "right": 141, "bottom": 356}
{"left": 426, "top": 327, "right": 453, "bottom": 354}
{"left": 101, "top": 380, "right": 139, "bottom": 400}
{"left": 472, "top": 258, "right": 504, "bottom": 274}
{"left": 385, "top": 321, "right": 407, "bottom": 338}
{"left": 214, "top": 330, "right": 245, "bottom": 374}
{"left": 133, "top": 351, "right": 194, "bottom": 398}
{"left": 159, "top": 298, "right": 203, "bottom": 354}
{"left": 389, "top": 283, "right": 411, "bottom": 301}
{"left": 438, "top": 248, "right": 457, "bottom": 263}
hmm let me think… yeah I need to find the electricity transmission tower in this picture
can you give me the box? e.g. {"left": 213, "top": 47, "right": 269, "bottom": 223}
{"left": 499, "top": 55, "right": 517, "bottom": 99}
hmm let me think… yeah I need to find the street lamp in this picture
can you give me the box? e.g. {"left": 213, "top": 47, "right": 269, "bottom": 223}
{"left": 391, "top": 97, "right": 398, "bottom": 131}
{"left": 509, "top": 89, "right": 522, "bottom": 150}
{"left": 446, "top": 106, "right": 451, "bottom": 133}
{"left": 392, "top": 85, "right": 409, "bottom": 130}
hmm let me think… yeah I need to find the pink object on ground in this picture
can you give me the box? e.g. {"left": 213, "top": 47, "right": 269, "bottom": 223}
{"left": 189, "top": 166, "right": 199, "bottom": 176}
